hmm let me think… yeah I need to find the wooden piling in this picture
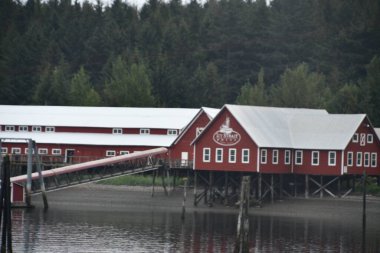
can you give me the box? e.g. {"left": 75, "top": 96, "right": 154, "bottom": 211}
{"left": 305, "top": 174, "right": 309, "bottom": 199}
{"left": 234, "top": 176, "right": 250, "bottom": 253}
{"left": 26, "top": 139, "right": 33, "bottom": 207}
{"left": 181, "top": 178, "right": 188, "bottom": 221}
{"left": 193, "top": 171, "right": 198, "bottom": 206}
{"left": 33, "top": 141, "right": 48, "bottom": 210}
{"left": 1, "top": 155, "right": 13, "bottom": 253}
{"left": 258, "top": 173, "right": 262, "bottom": 205}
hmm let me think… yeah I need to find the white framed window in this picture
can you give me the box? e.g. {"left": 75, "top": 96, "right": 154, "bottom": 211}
{"left": 46, "top": 126, "right": 55, "bottom": 132}
{"left": 260, "top": 149, "right": 267, "bottom": 164}
{"left": 167, "top": 129, "right": 178, "bottom": 135}
{"left": 1, "top": 148, "right": 8, "bottom": 154}
{"left": 284, "top": 150, "right": 291, "bottom": 165}
{"left": 140, "top": 128, "right": 150, "bottom": 135}
{"left": 356, "top": 152, "right": 362, "bottom": 167}
{"left": 24, "top": 148, "right": 35, "bottom": 154}
{"left": 242, "top": 149, "right": 250, "bottom": 163}
{"left": 371, "top": 153, "right": 377, "bottom": 167}
{"left": 32, "top": 126, "right": 42, "bottom": 132}
{"left": 272, "top": 149, "right": 279, "bottom": 164}
{"left": 112, "top": 128, "right": 122, "bottom": 134}
{"left": 5, "top": 125, "right": 15, "bottom": 132}
{"left": 352, "top": 133, "right": 358, "bottom": 143}
{"left": 52, "top": 149, "right": 61, "bottom": 155}
{"left": 295, "top": 150, "right": 303, "bottom": 165}
{"left": 11, "top": 147, "right": 21, "bottom": 154}
{"left": 196, "top": 127, "right": 204, "bottom": 137}
{"left": 347, "top": 152, "right": 353, "bottom": 166}
{"left": 203, "top": 148, "right": 211, "bottom": 162}
{"left": 106, "top": 150, "right": 116, "bottom": 157}
{"left": 364, "top": 152, "right": 370, "bottom": 167}
{"left": 38, "top": 148, "right": 48, "bottom": 155}
{"left": 215, "top": 148, "right": 223, "bottom": 163}
{"left": 328, "top": 151, "right": 336, "bottom": 166}
{"left": 19, "top": 126, "right": 28, "bottom": 132}
{"left": 312, "top": 151, "right": 319, "bottom": 166}
{"left": 367, "top": 134, "right": 373, "bottom": 144}
{"left": 120, "top": 151, "right": 130, "bottom": 155}
{"left": 360, "top": 133, "right": 366, "bottom": 146}
{"left": 229, "top": 149, "right": 237, "bottom": 163}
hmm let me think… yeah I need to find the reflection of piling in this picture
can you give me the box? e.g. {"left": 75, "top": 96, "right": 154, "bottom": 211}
{"left": 181, "top": 178, "right": 188, "bottom": 221}
{"left": 362, "top": 171, "right": 367, "bottom": 253}
{"left": 0, "top": 155, "right": 13, "bottom": 252}
{"left": 234, "top": 176, "right": 250, "bottom": 253}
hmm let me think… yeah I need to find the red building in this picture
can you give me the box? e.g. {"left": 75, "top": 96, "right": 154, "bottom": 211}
{"left": 192, "top": 105, "right": 380, "bottom": 176}
{"left": 0, "top": 105, "right": 199, "bottom": 164}
{"left": 169, "top": 107, "right": 219, "bottom": 167}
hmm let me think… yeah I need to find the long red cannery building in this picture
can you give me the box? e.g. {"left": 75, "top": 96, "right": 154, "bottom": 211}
{"left": 191, "top": 105, "right": 380, "bottom": 202}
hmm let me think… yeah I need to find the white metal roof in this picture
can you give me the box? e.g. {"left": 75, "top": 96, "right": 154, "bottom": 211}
{"left": 0, "top": 131, "right": 176, "bottom": 147}
{"left": 375, "top": 128, "right": 380, "bottom": 140}
{"left": 202, "top": 107, "right": 220, "bottom": 120}
{"left": 225, "top": 104, "right": 365, "bottom": 150}
{"left": 0, "top": 105, "right": 199, "bottom": 129}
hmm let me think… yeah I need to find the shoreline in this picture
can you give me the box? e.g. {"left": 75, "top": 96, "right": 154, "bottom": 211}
{"left": 31, "top": 183, "right": 380, "bottom": 223}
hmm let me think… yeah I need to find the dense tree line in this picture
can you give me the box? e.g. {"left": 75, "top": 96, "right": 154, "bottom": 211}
{"left": 0, "top": 0, "right": 379, "bottom": 124}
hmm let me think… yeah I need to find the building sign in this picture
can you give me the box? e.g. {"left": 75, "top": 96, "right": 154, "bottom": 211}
{"left": 213, "top": 117, "right": 241, "bottom": 146}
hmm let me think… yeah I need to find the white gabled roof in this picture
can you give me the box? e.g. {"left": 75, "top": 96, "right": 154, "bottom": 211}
{"left": 225, "top": 104, "right": 365, "bottom": 150}
{"left": 375, "top": 128, "right": 380, "bottom": 140}
{"left": 0, "top": 105, "right": 199, "bottom": 129}
{"left": 202, "top": 107, "right": 220, "bottom": 120}
{"left": 0, "top": 131, "right": 176, "bottom": 147}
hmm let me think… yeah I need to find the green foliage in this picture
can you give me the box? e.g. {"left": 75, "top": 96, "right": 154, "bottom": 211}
{"left": 271, "top": 63, "right": 330, "bottom": 108}
{"left": 69, "top": 66, "right": 102, "bottom": 106}
{"left": 0, "top": 0, "right": 379, "bottom": 122}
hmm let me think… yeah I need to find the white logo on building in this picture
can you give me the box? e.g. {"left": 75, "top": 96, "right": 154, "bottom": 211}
{"left": 213, "top": 117, "right": 241, "bottom": 146}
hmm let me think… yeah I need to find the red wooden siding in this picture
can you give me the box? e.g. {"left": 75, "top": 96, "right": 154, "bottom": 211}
{"left": 292, "top": 150, "right": 342, "bottom": 176}
{"left": 345, "top": 118, "right": 380, "bottom": 176}
{"left": 170, "top": 112, "right": 211, "bottom": 162}
{"left": 194, "top": 108, "right": 258, "bottom": 172}
{"left": 259, "top": 148, "right": 292, "bottom": 174}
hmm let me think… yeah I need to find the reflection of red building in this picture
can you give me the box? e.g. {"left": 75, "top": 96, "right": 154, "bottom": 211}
{"left": 169, "top": 107, "right": 219, "bottom": 168}
{"left": 192, "top": 104, "right": 380, "bottom": 176}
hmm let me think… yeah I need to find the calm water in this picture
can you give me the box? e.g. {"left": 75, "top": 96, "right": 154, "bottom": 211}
{"left": 10, "top": 206, "right": 379, "bottom": 252}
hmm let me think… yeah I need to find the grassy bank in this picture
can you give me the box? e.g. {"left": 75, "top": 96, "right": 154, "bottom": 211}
{"left": 98, "top": 174, "right": 185, "bottom": 186}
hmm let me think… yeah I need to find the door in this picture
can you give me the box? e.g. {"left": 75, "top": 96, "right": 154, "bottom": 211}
{"left": 65, "top": 149, "right": 75, "bottom": 163}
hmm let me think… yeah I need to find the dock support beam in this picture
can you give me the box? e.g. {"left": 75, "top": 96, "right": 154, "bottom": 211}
{"left": 33, "top": 141, "right": 48, "bottom": 209}
{"left": 258, "top": 173, "right": 262, "bottom": 205}
{"left": 305, "top": 174, "right": 309, "bottom": 199}
{"left": 26, "top": 139, "right": 33, "bottom": 207}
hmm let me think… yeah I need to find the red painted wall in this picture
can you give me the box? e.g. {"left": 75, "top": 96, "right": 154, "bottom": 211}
{"left": 292, "top": 150, "right": 342, "bottom": 176}
{"left": 194, "top": 108, "right": 258, "bottom": 172}
{"left": 345, "top": 118, "right": 380, "bottom": 176}
{"left": 170, "top": 112, "right": 211, "bottom": 162}
{"left": 259, "top": 148, "right": 292, "bottom": 174}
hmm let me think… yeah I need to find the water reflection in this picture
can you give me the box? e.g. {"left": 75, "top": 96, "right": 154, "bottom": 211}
{"left": 10, "top": 207, "right": 380, "bottom": 252}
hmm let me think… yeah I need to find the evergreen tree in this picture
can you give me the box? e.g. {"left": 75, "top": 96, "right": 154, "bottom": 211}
{"left": 69, "top": 66, "right": 102, "bottom": 106}
{"left": 236, "top": 68, "right": 267, "bottom": 106}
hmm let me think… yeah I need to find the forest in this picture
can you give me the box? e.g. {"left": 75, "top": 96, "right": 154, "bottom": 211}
{"left": 0, "top": 0, "right": 380, "bottom": 125}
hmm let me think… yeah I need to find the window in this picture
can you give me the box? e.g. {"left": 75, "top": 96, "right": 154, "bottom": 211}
{"left": 32, "top": 126, "right": 42, "bottom": 132}
{"left": 347, "top": 152, "right": 353, "bottom": 166}
{"left": 272, "top": 150, "right": 279, "bottom": 164}
{"left": 371, "top": 153, "right": 377, "bottom": 167}
{"left": 24, "top": 148, "right": 35, "bottom": 154}
{"left": 364, "top": 152, "right": 370, "bottom": 167}
{"left": 215, "top": 148, "right": 223, "bottom": 163}
{"left": 196, "top": 127, "right": 204, "bottom": 137}
{"left": 328, "top": 151, "right": 336, "bottom": 166}
{"left": 5, "top": 126, "right": 15, "bottom": 132}
{"left": 52, "top": 149, "right": 61, "bottom": 155}
{"left": 11, "top": 148, "right": 21, "bottom": 154}
{"left": 260, "top": 149, "right": 267, "bottom": 164}
{"left": 312, "top": 151, "right": 319, "bottom": 166}
{"left": 113, "top": 128, "right": 122, "bottom": 134}
{"left": 19, "top": 126, "right": 28, "bottom": 132}
{"left": 229, "top": 149, "right": 237, "bottom": 163}
{"left": 38, "top": 148, "right": 48, "bottom": 155}
{"left": 46, "top": 126, "right": 55, "bottom": 132}
{"left": 140, "top": 128, "right": 150, "bottom": 135}
{"left": 285, "top": 150, "right": 291, "bottom": 165}
{"left": 242, "top": 149, "right": 250, "bottom": 163}
{"left": 295, "top": 150, "right": 303, "bottom": 165}
{"left": 167, "top": 129, "right": 178, "bottom": 135}
{"left": 360, "top": 133, "right": 366, "bottom": 146}
{"left": 352, "top": 133, "right": 358, "bottom": 143}
{"left": 203, "top": 148, "right": 211, "bottom": 162}
{"left": 356, "top": 152, "right": 362, "bottom": 167}
{"left": 1, "top": 148, "right": 7, "bottom": 154}
{"left": 106, "top": 150, "right": 116, "bottom": 157}
{"left": 367, "top": 134, "right": 373, "bottom": 144}
{"left": 120, "top": 151, "right": 130, "bottom": 155}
